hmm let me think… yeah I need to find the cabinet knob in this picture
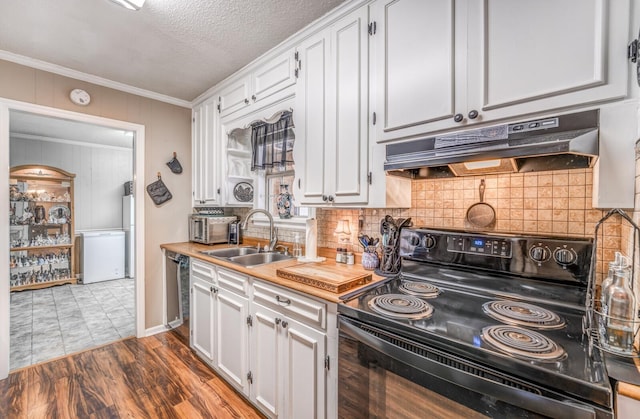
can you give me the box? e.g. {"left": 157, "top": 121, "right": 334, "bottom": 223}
{"left": 244, "top": 98, "right": 249, "bottom": 105}
{"left": 275, "top": 318, "right": 281, "bottom": 325}
{"left": 327, "top": 195, "right": 334, "bottom": 202}
{"left": 281, "top": 321, "right": 288, "bottom": 328}
{"left": 453, "top": 113, "right": 464, "bottom": 123}
{"left": 251, "top": 94, "right": 256, "bottom": 101}
{"left": 322, "top": 195, "right": 328, "bottom": 202}
{"left": 468, "top": 110, "right": 479, "bottom": 120}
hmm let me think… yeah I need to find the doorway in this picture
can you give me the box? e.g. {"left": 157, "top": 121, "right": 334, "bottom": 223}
{"left": 0, "top": 100, "right": 146, "bottom": 379}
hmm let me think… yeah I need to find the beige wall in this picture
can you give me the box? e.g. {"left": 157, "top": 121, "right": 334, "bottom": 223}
{"left": 0, "top": 59, "right": 192, "bottom": 329}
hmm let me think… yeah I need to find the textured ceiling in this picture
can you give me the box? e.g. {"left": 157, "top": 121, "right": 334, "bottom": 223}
{"left": 0, "top": 0, "right": 345, "bottom": 102}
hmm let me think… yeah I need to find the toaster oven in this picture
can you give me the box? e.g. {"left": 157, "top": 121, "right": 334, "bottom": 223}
{"left": 189, "top": 214, "right": 237, "bottom": 245}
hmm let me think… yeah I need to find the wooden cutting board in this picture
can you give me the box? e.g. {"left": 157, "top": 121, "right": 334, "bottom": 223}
{"left": 276, "top": 264, "right": 372, "bottom": 293}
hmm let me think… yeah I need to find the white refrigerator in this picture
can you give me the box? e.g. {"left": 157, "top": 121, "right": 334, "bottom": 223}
{"left": 123, "top": 195, "right": 135, "bottom": 278}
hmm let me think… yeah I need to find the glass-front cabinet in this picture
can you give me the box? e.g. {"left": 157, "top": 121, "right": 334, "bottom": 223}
{"left": 9, "top": 165, "right": 76, "bottom": 291}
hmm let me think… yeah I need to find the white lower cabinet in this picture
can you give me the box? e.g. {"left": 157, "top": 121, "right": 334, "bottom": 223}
{"left": 190, "top": 260, "right": 331, "bottom": 418}
{"left": 281, "top": 316, "right": 326, "bottom": 419}
{"left": 190, "top": 260, "right": 216, "bottom": 362}
{"left": 215, "top": 287, "right": 250, "bottom": 391}
{"left": 250, "top": 302, "right": 327, "bottom": 419}
{"left": 250, "top": 303, "right": 281, "bottom": 417}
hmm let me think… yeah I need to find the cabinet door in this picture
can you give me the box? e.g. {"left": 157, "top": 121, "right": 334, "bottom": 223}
{"left": 252, "top": 49, "right": 297, "bottom": 105}
{"left": 192, "top": 98, "right": 221, "bottom": 206}
{"left": 294, "top": 30, "right": 329, "bottom": 205}
{"left": 328, "top": 7, "right": 370, "bottom": 205}
{"left": 219, "top": 77, "right": 251, "bottom": 116}
{"left": 282, "top": 317, "right": 326, "bottom": 419}
{"left": 371, "top": 0, "right": 459, "bottom": 143}
{"left": 250, "top": 303, "right": 281, "bottom": 418}
{"left": 191, "top": 279, "right": 215, "bottom": 361}
{"left": 215, "top": 288, "right": 249, "bottom": 393}
{"left": 471, "top": 0, "right": 629, "bottom": 121}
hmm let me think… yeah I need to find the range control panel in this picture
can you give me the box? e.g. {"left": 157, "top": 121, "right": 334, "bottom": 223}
{"left": 447, "top": 236, "right": 512, "bottom": 258}
{"left": 399, "top": 227, "right": 594, "bottom": 284}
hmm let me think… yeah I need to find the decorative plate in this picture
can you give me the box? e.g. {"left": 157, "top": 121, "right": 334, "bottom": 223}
{"left": 49, "top": 205, "right": 70, "bottom": 223}
{"left": 233, "top": 182, "right": 254, "bottom": 202}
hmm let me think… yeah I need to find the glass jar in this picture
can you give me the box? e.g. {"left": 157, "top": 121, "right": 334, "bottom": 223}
{"left": 604, "top": 263, "right": 636, "bottom": 354}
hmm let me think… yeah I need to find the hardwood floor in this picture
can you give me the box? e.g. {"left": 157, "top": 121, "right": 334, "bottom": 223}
{"left": 0, "top": 331, "right": 264, "bottom": 418}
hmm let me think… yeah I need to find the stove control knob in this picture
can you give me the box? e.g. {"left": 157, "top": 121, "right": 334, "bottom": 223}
{"left": 423, "top": 235, "right": 437, "bottom": 249}
{"left": 529, "top": 245, "right": 550, "bottom": 263}
{"left": 554, "top": 248, "right": 577, "bottom": 266}
{"left": 409, "top": 235, "right": 421, "bottom": 246}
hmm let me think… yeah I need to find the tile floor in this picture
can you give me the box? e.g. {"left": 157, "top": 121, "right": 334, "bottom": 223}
{"left": 9, "top": 277, "right": 135, "bottom": 370}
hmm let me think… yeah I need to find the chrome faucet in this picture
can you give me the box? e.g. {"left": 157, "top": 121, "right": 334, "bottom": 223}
{"left": 241, "top": 209, "right": 277, "bottom": 252}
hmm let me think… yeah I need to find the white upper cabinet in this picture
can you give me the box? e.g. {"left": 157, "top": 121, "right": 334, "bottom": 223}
{"left": 371, "top": 0, "right": 459, "bottom": 142}
{"left": 192, "top": 97, "right": 221, "bottom": 206}
{"left": 371, "top": 0, "right": 630, "bottom": 142}
{"left": 219, "top": 48, "right": 297, "bottom": 118}
{"left": 295, "top": 7, "right": 370, "bottom": 206}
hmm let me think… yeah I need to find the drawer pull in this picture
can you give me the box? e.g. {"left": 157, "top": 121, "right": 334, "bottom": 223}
{"left": 276, "top": 295, "right": 291, "bottom": 305}
{"left": 281, "top": 321, "right": 288, "bottom": 328}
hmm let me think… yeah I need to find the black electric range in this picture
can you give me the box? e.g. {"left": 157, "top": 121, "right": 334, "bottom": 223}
{"left": 338, "top": 227, "right": 612, "bottom": 418}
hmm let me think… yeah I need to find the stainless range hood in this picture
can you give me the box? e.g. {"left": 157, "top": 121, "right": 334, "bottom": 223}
{"left": 384, "top": 110, "right": 599, "bottom": 179}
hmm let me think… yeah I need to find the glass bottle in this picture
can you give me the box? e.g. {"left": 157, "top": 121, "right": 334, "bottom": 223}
{"left": 293, "top": 233, "right": 302, "bottom": 258}
{"left": 600, "top": 252, "right": 623, "bottom": 315}
{"left": 605, "top": 261, "right": 636, "bottom": 354}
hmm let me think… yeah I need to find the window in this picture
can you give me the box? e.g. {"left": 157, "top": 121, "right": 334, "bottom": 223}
{"left": 250, "top": 111, "right": 309, "bottom": 226}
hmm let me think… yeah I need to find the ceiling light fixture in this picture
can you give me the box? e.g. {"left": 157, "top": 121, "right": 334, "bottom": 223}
{"left": 108, "top": 0, "right": 146, "bottom": 11}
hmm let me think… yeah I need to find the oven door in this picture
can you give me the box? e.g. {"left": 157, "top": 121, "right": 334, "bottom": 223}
{"left": 338, "top": 315, "right": 610, "bottom": 419}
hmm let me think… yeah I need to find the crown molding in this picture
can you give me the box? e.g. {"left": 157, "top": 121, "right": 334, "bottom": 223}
{"left": 0, "top": 50, "right": 191, "bottom": 109}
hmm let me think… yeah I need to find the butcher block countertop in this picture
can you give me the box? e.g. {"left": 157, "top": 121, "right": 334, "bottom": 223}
{"left": 160, "top": 241, "right": 388, "bottom": 303}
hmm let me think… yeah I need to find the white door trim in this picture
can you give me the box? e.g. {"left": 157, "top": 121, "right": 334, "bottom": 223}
{"left": 0, "top": 98, "right": 146, "bottom": 380}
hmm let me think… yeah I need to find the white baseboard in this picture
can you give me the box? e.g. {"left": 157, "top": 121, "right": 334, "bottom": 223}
{"left": 145, "top": 324, "right": 169, "bottom": 337}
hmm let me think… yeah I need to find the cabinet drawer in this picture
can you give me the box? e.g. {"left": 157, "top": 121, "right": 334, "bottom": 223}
{"left": 218, "top": 267, "right": 249, "bottom": 295}
{"left": 253, "top": 280, "right": 326, "bottom": 329}
{"left": 191, "top": 258, "right": 216, "bottom": 283}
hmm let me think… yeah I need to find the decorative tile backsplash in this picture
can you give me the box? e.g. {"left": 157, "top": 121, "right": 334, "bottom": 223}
{"left": 229, "top": 167, "right": 626, "bottom": 282}
{"left": 315, "top": 168, "right": 619, "bottom": 281}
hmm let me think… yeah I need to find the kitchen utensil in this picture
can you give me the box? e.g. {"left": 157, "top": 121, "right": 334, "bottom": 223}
{"left": 465, "top": 179, "right": 496, "bottom": 228}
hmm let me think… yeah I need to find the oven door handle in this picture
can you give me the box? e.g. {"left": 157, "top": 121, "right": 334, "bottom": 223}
{"left": 339, "top": 317, "right": 597, "bottom": 419}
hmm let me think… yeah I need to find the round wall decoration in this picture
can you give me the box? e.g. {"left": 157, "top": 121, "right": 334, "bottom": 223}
{"left": 233, "top": 182, "right": 254, "bottom": 202}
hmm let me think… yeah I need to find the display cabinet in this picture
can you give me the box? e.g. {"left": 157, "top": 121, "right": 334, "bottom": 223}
{"left": 9, "top": 165, "right": 76, "bottom": 291}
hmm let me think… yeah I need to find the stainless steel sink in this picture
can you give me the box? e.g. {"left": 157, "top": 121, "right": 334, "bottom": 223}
{"left": 227, "top": 252, "right": 295, "bottom": 267}
{"left": 199, "top": 246, "right": 260, "bottom": 258}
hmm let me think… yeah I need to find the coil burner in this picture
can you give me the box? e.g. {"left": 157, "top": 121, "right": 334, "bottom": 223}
{"left": 482, "top": 300, "right": 565, "bottom": 330}
{"left": 368, "top": 294, "right": 434, "bottom": 320}
{"left": 398, "top": 280, "right": 442, "bottom": 299}
{"left": 482, "top": 325, "right": 566, "bottom": 362}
